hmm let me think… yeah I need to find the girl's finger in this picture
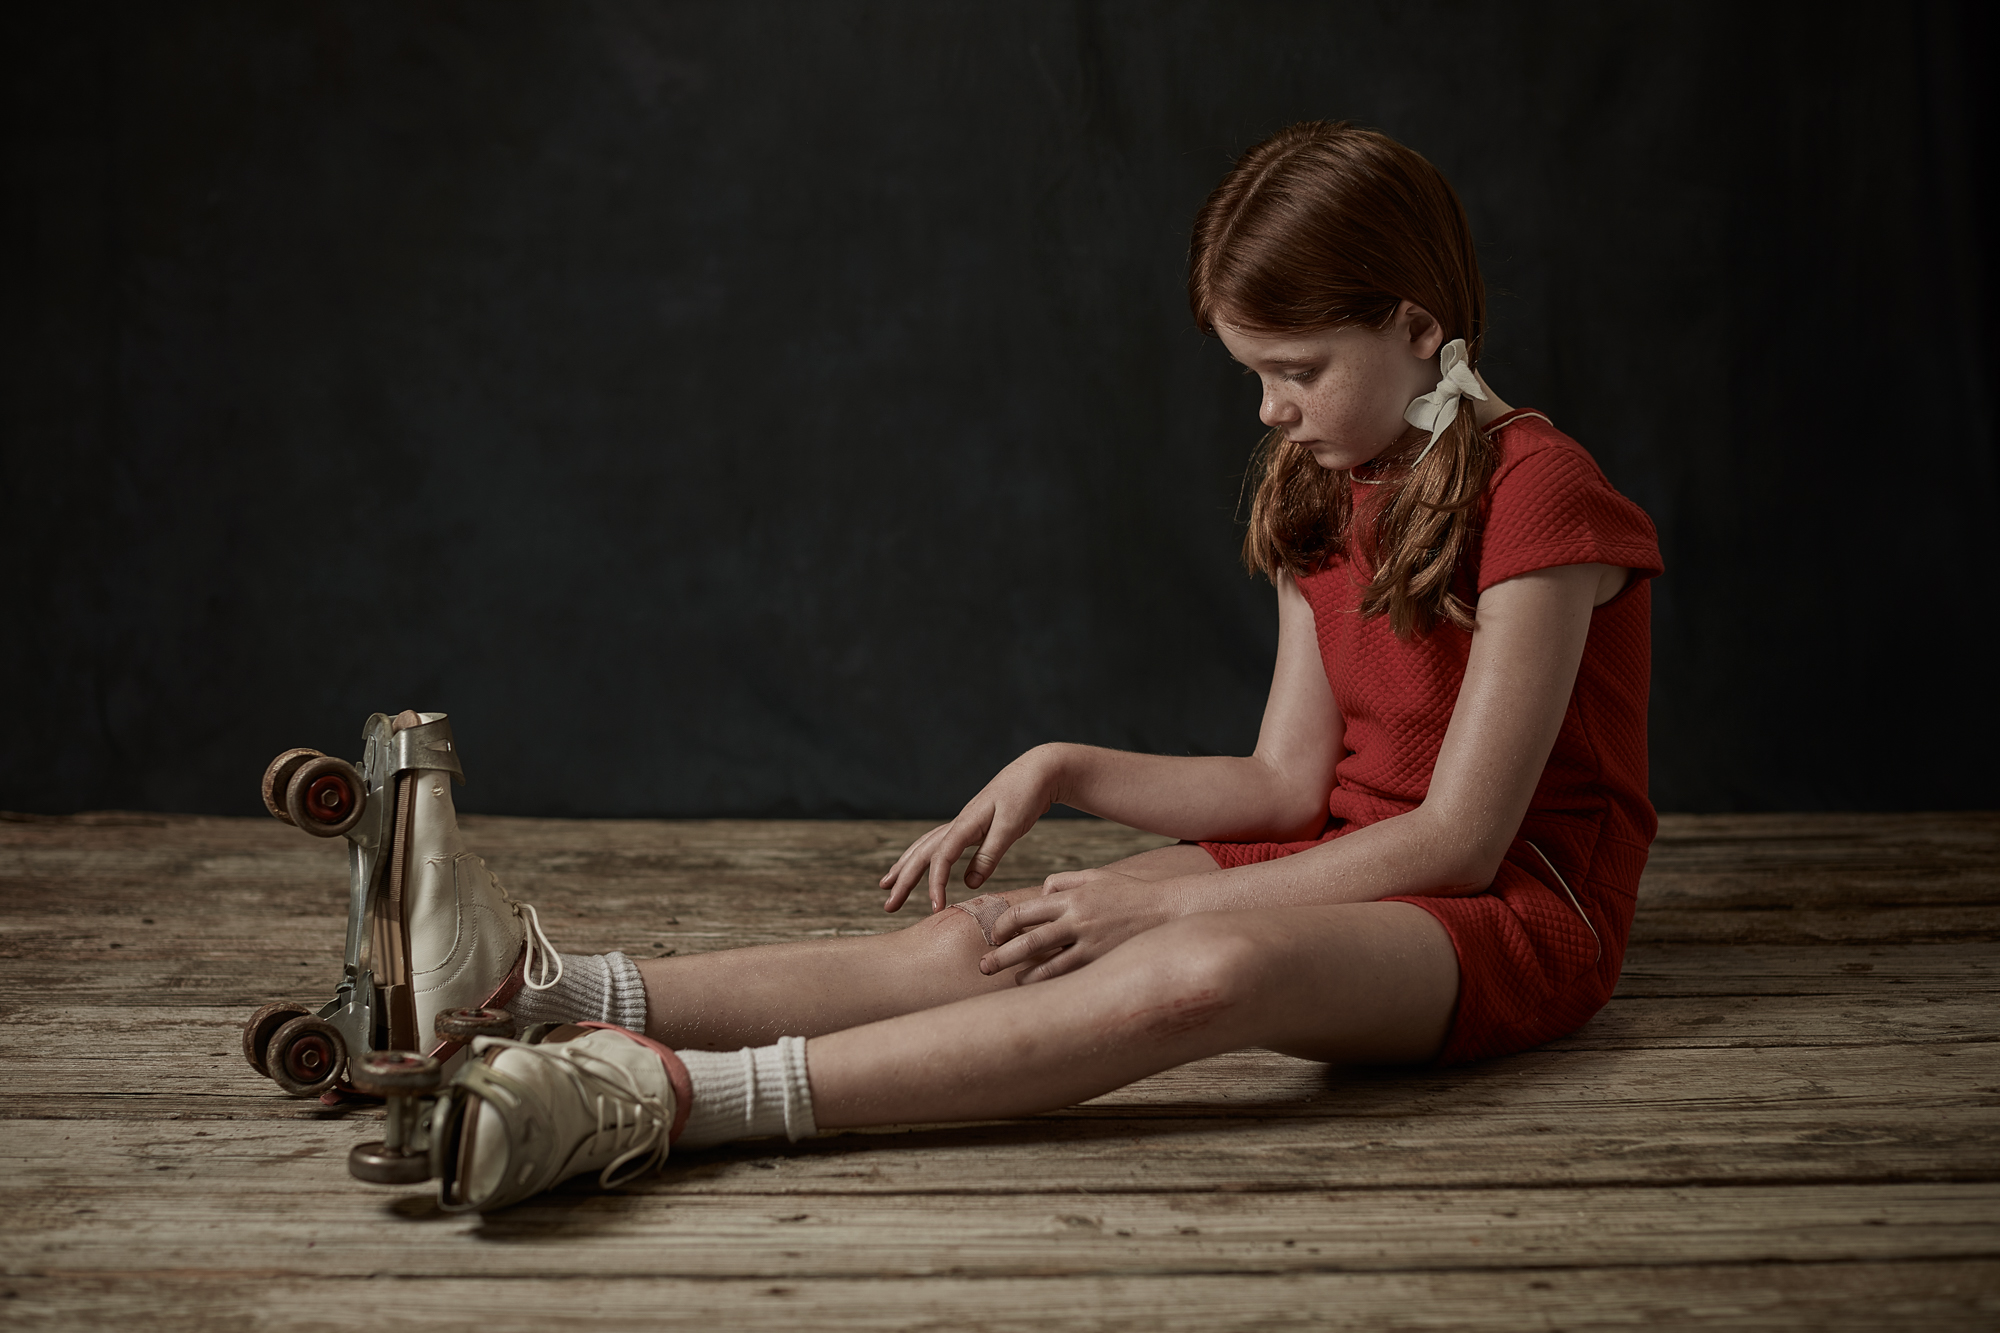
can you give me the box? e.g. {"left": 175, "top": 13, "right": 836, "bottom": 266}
{"left": 962, "top": 811, "right": 1034, "bottom": 889}
{"left": 987, "top": 896, "right": 1058, "bottom": 946}
{"left": 1018, "top": 942, "right": 1090, "bottom": 985}
{"left": 880, "top": 824, "right": 951, "bottom": 888}
{"left": 896, "top": 822, "right": 952, "bottom": 868}
{"left": 882, "top": 827, "right": 950, "bottom": 907}
{"left": 981, "top": 921, "right": 1069, "bottom": 975}
{"left": 931, "top": 813, "right": 998, "bottom": 909}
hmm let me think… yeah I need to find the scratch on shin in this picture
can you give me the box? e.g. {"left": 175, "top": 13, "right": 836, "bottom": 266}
{"left": 1128, "top": 989, "right": 1228, "bottom": 1038}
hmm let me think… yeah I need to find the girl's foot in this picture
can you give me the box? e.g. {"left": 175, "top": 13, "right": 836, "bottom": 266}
{"left": 442, "top": 1024, "right": 691, "bottom": 1212}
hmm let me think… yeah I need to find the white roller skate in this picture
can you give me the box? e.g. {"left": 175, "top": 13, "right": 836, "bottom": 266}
{"left": 339, "top": 1020, "right": 688, "bottom": 1211}
{"left": 242, "top": 710, "right": 562, "bottom": 1099}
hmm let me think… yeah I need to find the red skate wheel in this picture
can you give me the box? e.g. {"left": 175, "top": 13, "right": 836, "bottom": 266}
{"left": 348, "top": 1140, "right": 433, "bottom": 1185}
{"left": 435, "top": 1007, "right": 517, "bottom": 1042}
{"left": 284, "top": 755, "right": 366, "bottom": 838}
{"left": 266, "top": 1015, "right": 348, "bottom": 1098}
{"left": 242, "top": 1000, "right": 313, "bottom": 1078}
{"left": 260, "top": 749, "right": 323, "bottom": 825}
{"left": 349, "top": 1051, "right": 443, "bottom": 1097}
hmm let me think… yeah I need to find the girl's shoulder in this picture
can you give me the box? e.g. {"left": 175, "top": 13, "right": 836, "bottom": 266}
{"left": 1485, "top": 409, "right": 1599, "bottom": 478}
{"left": 1473, "top": 410, "right": 1663, "bottom": 593}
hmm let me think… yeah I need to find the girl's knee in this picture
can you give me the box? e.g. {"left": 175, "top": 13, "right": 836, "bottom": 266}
{"left": 1120, "top": 918, "right": 1276, "bottom": 1018}
{"left": 906, "top": 889, "right": 1035, "bottom": 957}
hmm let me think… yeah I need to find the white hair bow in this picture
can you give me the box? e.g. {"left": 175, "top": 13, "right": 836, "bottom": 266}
{"left": 1402, "top": 338, "right": 1486, "bottom": 468}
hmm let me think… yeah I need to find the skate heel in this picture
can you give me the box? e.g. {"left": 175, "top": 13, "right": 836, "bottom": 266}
{"left": 241, "top": 711, "right": 556, "bottom": 1098}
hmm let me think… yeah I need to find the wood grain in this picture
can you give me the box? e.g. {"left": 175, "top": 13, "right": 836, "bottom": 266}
{"left": 2, "top": 810, "right": 1997, "bottom": 1330}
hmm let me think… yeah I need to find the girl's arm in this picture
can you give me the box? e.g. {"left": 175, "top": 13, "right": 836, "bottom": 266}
{"left": 981, "top": 562, "right": 1618, "bottom": 981}
{"left": 879, "top": 572, "right": 1343, "bottom": 912}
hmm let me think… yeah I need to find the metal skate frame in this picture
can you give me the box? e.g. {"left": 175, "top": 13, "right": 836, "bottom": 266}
{"left": 313, "top": 712, "right": 464, "bottom": 1064}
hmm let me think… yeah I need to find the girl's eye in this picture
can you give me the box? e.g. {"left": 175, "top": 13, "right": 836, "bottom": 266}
{"left": 1284, "top": 368, "right": 1316, "bottom": 384}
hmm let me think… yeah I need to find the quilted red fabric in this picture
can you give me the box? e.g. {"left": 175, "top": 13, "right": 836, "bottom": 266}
{"left": 1200, "top": 409, "right": 1663, "bottom": 1064}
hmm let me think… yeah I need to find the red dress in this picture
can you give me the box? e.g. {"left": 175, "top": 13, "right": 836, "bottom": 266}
{"left": 1200, "top": 409, "right": 1664, "bottom": 1064}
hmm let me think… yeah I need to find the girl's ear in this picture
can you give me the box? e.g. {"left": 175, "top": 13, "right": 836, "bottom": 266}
{"left": 1401, "top": 301, "right": 1447, "bottom": 361}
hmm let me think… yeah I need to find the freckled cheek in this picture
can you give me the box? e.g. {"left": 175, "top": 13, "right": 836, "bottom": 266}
{"left": 1301, "top": 388, "right": 1371, "bottom": 441}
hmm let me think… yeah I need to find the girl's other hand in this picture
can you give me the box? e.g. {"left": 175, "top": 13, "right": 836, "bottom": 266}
{"left": 978, "top": 868, "right": 1176, "bottom": 984}
{"left": 879, "top": 746, "right": 1065, "bottom": 914}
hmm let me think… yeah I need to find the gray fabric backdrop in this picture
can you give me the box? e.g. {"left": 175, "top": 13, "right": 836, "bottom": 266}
{"left": 5, "top": 1, "right": 1993, "bottom": 817}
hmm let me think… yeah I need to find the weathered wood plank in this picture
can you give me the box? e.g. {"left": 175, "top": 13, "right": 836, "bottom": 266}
{"left": 2, "top": 1035, "right": 1994, "bottom": 1188}
{"left": 1611, "top": 943, "right": 1999, "bottom": 995}
{"left": 0, "top": 986, "right": 1989, "bottom": 1126}
{"left": 3, "top": 1142, "right": 1994, "bottom": 1279}
{"left": 7, "top": 812, "right": 1996, "bottom": 914}
{"left": 7, "top": 1008, "right": 1995, "bottom": 1110}
{"left": 1627, "top": 907, "right": 2000, "bottom": 945}
{"left": 3, "top": 1262, "right": 1996, "bottom": 1332}
{"left": 9, "top": 812, "right": 2000, "bottom": 960}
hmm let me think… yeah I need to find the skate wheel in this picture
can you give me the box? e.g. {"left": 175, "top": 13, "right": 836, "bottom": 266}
{"left": 284, "top": 755, "right": 366, "bottom": 838}
{"left": 348, "top": 1140, "right": 433, "bottom": 1186}
{"left": 260, "top": 749, "right": 323, "bottom": 825}
{"left": 242, "top": 1000, "right": 313, "bottom": 1078}
{"left": 435, "top": 1007, "right": 517, "bottom": 1042}
{"left": 349, "top": 1051, "right": 443, "bottom": 1097}
{"left": 266, "top": 1014, "right": 348, "bottom": 1097}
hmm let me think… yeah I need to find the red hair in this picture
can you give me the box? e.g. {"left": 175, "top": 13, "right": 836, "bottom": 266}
{"left": 1189, "top": 121, "right": 1494, "bottom": 638}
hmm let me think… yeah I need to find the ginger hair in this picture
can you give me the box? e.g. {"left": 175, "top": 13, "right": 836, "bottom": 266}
{"left": 1189, "top": 121, "right": 1495, "bottom": 638}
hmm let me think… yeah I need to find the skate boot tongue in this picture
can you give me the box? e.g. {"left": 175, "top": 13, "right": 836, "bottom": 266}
{"left": 454, "top": 1027, "right": 677, "bottom": 1211}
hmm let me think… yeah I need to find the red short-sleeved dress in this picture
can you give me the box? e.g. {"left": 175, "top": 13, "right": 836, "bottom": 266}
{"left": 1200, "top": 409, "right": 1663, "bottom": 1065}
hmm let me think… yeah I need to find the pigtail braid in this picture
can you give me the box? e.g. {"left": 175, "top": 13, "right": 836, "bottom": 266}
{"left": 1240, "top": 428, "right": 1351, "bottom": 579}
{"left": 1359, "top": 409, "right": 1495, "bottom": 637}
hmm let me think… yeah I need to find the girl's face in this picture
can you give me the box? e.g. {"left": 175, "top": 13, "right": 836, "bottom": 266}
{"left": 1217, "top": 301, "right": 1445, "bottom": 473}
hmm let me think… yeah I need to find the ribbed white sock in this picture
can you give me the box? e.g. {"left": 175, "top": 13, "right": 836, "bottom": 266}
{"left": 675, "top": 1037, "right": 816, "bottom": 1147}
{"left": 507, "top": 951, "right": 648, "bottom": 1031}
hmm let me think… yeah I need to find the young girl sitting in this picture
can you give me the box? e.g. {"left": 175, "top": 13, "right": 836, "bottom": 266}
{"left": 437, "top": 120, "right": 1663, "bottom": 1212}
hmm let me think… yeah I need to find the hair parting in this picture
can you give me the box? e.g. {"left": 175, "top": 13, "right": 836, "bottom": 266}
{"left": 1194, "top": 121, "right": 1495, "bottom": 638}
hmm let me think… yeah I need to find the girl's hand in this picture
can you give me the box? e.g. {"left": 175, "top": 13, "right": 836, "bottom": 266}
{"left": 978, "top": 868, "right": 1177, "bottom": 984}
{"left": 879, "top": 747, "right": 1064, "bottom": 914}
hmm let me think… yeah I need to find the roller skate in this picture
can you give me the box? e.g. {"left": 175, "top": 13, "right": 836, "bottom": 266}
{"left": 339, "top": 1012, "right": 686, "bottom": 1211}
{"left": 242, "top": 710, "right": 563, "bottom": 1099}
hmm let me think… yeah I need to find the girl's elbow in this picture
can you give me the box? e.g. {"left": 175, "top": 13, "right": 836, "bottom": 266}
{"left": 1272, "top": 790, "right": 1333, "bottom": 842}
{"left": 1423, "top": 858, "right": 1498, "bottom": 897}
{"left": 1416, "top": 822, "right": 1512, "bottom": 895}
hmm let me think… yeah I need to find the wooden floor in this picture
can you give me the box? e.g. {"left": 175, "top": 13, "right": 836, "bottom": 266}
{"left": 2, "top": 811, "right": 1996, "bottom": 1330}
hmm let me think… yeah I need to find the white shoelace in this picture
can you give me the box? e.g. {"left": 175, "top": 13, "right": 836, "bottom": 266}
{"left": 512, "top": 900, "right": 563, "bottom": 992}
{"left": 481, "top": 863, "right": 563, "bottom": 992}
{"left": 474, "top": 1036, "right": 674, "bottom": 1188}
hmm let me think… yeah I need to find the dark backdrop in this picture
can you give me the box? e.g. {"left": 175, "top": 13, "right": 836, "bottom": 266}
{"left": 5, "top": 1, "right": 1994, "bottom": 818}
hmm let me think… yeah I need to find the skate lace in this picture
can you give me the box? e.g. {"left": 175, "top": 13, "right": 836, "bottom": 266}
{"left": 478, "top": 1036, "right": 674, "bottom": 1188}
{"left": 486, "top": 870, "right": 563, "bottom": 992}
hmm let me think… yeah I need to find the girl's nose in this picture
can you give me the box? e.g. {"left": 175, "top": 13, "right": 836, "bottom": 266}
{"left": 1259, "top": 387, "right": 1298, "bottom": 429}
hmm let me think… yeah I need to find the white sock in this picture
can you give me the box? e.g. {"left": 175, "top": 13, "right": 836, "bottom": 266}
{"left": 675, "top": 1037, "right": 816, "bottom": 1147}
{"left": 506, "top": 951, "right": 648, "bottom": 1031}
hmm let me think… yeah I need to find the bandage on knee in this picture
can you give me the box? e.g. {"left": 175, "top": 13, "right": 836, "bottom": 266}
{"left": 950, "top": 893, "right": 1011, "bottom": 947}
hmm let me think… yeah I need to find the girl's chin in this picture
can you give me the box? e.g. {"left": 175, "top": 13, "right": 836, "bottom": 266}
{"left": 1305, "top": 443, "right": 1374, "bottom": 472}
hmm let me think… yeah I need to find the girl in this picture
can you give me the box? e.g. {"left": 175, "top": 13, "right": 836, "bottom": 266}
{"left": 438, "top": 121, "right": 1662, "bottom": 1211}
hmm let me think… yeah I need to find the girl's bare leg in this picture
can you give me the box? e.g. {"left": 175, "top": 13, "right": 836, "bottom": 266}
{"left": 812, "top": 899, "right": 1459, "bottom": 1127}
{"left": 634, "top": 842, "right": 1217, "bottom": 1049}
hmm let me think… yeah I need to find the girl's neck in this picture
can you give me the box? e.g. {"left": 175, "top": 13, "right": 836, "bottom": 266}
{"left": 1349, "top": 374, "right": 1517, "bottom": 486}
{"left": 1469, "top": 370, "right": 1514, "bottom": 427}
